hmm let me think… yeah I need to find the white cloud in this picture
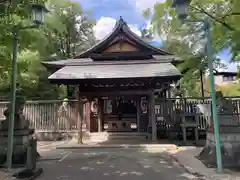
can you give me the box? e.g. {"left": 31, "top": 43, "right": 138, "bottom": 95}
{"left": 128, "top": 24, "right": 141, "bottom": 36}
{"left": 133, "top": 0, "right": 166, "bottom": 42}
{"left": 93, "top": 16, "right": 141, "bottom": 40}
{"left": 93, "top": 17, "right": 116, "bottom": 40}
{"left": 135, "top": 0, "right": 165, "bottom": 12}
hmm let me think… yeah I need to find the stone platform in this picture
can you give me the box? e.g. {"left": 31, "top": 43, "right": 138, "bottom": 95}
{"left": 199, "top": 115, "right": 240, "bottom": 168}
{"left": 0, "top": 129, "right": 35, "bottom": 166}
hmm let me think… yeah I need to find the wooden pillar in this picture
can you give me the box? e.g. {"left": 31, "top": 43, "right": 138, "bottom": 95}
{"left": 148, "top": 95, "right": 152, "bottom": 127}
{"left": 100, "top": 98, "right": 104, "bottom": 131}
{"left": 150, "top": 91, "right": 157, "bottom": 141}
{"left": 86, "top": 98, "right": 91, "bottom": 131}
{"left": 147, "top": 94, "right": 152, "bottom": 140}
{"left": 77, "top": 86, "right": 83, "bottom": 144}
{"left": 97, "top": 97, "right": 102, "bottom": 132}
{"left": 137, "top": 96, "right": 140, "bottom": 132}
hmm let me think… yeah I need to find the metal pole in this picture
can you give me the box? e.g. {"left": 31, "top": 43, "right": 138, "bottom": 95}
{"left": 205, "top": 20, "right": 223, "bottom": 172}
{"left": 6, "top": 27, "right": 18, "bottom": 169}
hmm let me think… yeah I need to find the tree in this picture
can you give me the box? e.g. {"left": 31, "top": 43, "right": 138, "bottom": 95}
{"left": 0, "top": 0, "right": 96, "bottom": 100}
{"left": 0, "top": 0, "right": 48, "bottom": 97}
{"left": 150, "top": 0, "right": 240, "bottom": 60}
{"left": 43, "top": 0, "right": 96, "bottom": 59}
{"left": 144, "top": 0, "right": 239, "bottom": 96}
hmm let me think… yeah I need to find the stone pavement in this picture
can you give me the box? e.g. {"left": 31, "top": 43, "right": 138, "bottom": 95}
{"left": 0, "top": 168, "right": 25, "bottom": 180}
{"left": 0, "top": 141, "right": 66, "bottom": 180}
{"left": 169, "top": 146, "right": 240, "bottom": 180}
{"left": 56, "top": 141, "right": 240, "bottom": 179}
{"left": 0, "top": 170, "right": 9, "bottom": 180}
{"left": 2, "top": 142, "right": 240, "bottom": 180}
{"left": 37, "top": 148, "right": 200, "bottom": 180}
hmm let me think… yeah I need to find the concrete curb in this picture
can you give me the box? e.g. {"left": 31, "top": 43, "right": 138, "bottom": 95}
{"left": 38, "top": 141, "right": 67, "bottom": 149}
{"left": 56, "top": 144, "right": 178, "bottom": 150}
{"left": 169, "top": 152, "right": 210, "bottom": 180}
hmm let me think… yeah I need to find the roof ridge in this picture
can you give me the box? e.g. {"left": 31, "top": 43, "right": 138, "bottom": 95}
{"left": 73, "top": 17, "right": 171, "bottom": 58}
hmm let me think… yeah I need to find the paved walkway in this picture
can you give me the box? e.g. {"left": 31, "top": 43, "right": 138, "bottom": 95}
{"left": 0, "top": 170, "right": 9, "bottom": 180}
{"left": 0, "top": 141, "right": 65, "bottom": 180}
{"left": 37, "top": 148, "right": 200, "bottom": 180}
{"left": 40, "top": 141, "right": 240, "bottom": 179}
{"left": 170, "top": 146, "right": 240, "bottom": 180}
{"left": 2, "top": 142, "right": 240, "bottom": 180}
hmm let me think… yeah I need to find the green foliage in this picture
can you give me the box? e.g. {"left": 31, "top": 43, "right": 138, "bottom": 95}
{"left": 0, "top": 0, "right": 96, "bottom": 100}
{"left": 220, "top": 82, "right": 240, "bottom": 96}
{"left": 145, "top": 0, "right": 240, "bottom": 97}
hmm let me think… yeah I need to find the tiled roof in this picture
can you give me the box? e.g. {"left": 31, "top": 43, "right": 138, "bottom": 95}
{"left": 49, "top": 62, "right": 180, "bottom": 80}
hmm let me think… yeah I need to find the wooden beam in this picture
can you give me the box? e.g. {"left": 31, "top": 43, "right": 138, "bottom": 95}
{"left": 77, "top": 79, "right": 174, "bottom": 92}
{"left": 81, "top": 90, "right": 152, "bottom": 97}
{"left": 50, "top": 76, "right": 180, "bottom": 86}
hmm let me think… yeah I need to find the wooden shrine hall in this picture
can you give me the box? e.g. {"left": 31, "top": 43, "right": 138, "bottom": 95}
{"left": 43, "top": 17, "right": 181, "bottom": 141}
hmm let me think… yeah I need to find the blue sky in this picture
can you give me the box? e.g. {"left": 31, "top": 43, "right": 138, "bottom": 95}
{"left": 74, "top": 0, "right": 237, "bottom": 72}
{"left": 77, "top": 0, "right": 143, "bottom": 24}
{"left": 75, "top": 0, "right": 152, "bottom": 24}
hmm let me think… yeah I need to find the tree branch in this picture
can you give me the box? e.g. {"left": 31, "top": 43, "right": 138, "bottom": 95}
{"left": 189, "top": 5, "right": 235, "bottom": 31}
{"left": 222, "top": 12, "right": 240, "bottom": 19}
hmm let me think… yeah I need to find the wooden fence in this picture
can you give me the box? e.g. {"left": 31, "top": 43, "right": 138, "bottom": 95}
{"left": 155, "top": 98, "right": 210, "bottom": 130}
{"left": 155, "top": 97, "right": 240, "bottom": 130}
{"left": 0, "top": 100, "right": 79, "bottom": 132}
{"left": 1, "top": 97, "right": 240, "bottom": 132}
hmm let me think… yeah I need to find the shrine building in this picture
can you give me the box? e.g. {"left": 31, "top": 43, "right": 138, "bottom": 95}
{"left": 42, "top": 17, "right": 181, "bottom": 141}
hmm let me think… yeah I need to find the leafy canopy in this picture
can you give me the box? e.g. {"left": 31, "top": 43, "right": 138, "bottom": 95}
{"left": 0, "top": 0, "right": 96, "bottom": 100}
{"left": 145, "top": 0, "right": 240, "bottom": 96}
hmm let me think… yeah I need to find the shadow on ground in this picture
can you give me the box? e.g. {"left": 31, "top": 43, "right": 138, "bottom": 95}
{"left": 37, "top": 145, "right": 202, "bottom": 180}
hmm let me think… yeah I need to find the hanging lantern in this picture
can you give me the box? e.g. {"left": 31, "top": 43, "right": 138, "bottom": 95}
{"left": 172, "top": 0, "right": 191, "bottom": 20}
{"left": 90, "top": 98, "right": 98, "bottom": 114}
{"left": 31, "top": 4, "right": 49, "bottom": 25}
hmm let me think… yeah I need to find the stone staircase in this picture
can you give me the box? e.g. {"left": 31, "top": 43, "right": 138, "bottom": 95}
{"left": 87, "top": 132, "right": 149, "bottom": 144}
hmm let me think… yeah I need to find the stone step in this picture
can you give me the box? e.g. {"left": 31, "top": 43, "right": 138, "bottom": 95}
{"left": 108, "top": 132, "right": 147, "bottom": 136}
{"left": 90, "top": 132, "right": 147, "bottom": 137}
{"left": 89, "top": 132, "right": 148, "bottom": 143}
{"left": 107, "top": 136, "right": 147, "bottom": 140}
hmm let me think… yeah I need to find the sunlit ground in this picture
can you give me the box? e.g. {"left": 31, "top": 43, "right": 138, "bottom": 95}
{"left": 37, "top": 148, "right": 201, "bottom": 180}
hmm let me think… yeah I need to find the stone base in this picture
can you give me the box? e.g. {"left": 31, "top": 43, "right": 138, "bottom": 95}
{"left": 198, "top": 132, "right": 240, "bottom": 168}
{"left": 0, "top": 129, "right": 35, "bottom": 167}
{"left": 12, "top": 167, "right": 43, "bottom": 179}
{"left": 0, "top": 151, "right": 27, "bottom": 167}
